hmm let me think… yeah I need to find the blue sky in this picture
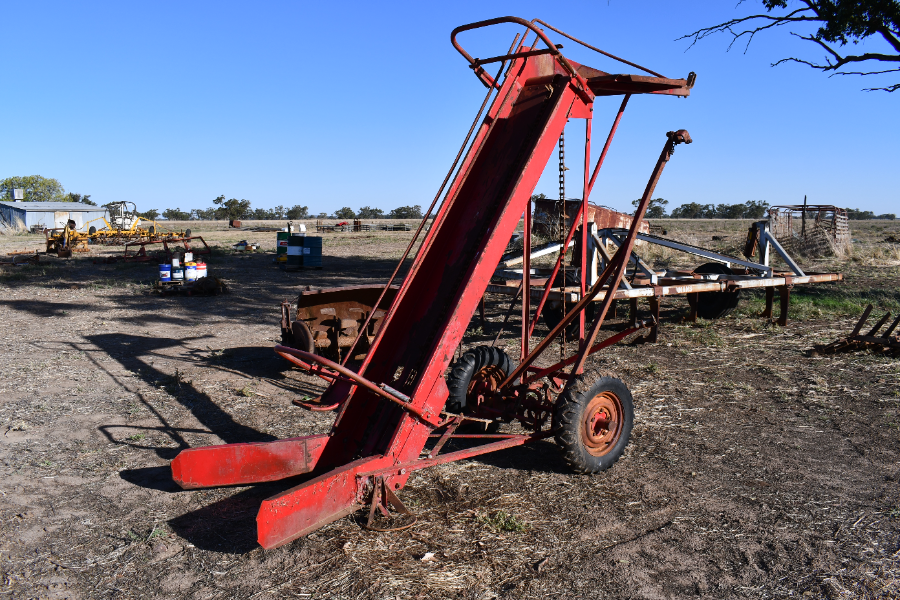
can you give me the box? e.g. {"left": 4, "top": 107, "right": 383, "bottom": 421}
{"left": 3, "top": 1, "right": 897, "bottom": 215}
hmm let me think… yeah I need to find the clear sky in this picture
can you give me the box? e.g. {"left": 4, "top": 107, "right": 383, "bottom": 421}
{"left": 3, "top": 1, "right": 897, "bottom": 215}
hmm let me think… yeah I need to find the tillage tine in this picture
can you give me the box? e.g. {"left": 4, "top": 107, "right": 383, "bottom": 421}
{"left": 883, "top": 313, "right": 900, "bottom": 340}
{"left": 865, "top": 311, "right": 892, "bottom": 338}
{"left": 850, "top": 305, "right": 873, "bottom": 337}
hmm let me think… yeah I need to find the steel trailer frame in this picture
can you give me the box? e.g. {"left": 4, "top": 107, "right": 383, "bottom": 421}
{"left": 170, "top": 16, "right": 708, "bottom": 549}
{"left": 486, "top": 217, "right": 842, "bottom": 336}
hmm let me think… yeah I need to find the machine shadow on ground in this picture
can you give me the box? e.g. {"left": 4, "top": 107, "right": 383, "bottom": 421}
{"left": 87, "top": 333, "right": 278, "bottom": 452}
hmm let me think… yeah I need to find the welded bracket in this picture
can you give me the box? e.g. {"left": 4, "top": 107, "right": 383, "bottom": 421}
{"left": 754, "top": 220, "right": 805, "bottom": 277}
{"left": 364, "top": 476, "right": 417, "bottom": 532}
{"left": 604, "top": 231, "right": 658, "bottom": 284}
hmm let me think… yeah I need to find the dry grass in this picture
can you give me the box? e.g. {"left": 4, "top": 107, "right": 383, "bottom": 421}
{"left": 0, "top": 218, "right": 898, "bottom": 599}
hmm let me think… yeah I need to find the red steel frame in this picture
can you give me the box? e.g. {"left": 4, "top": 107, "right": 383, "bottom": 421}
{"left": 169, "top": 16, "right": 696, "bottom": 549}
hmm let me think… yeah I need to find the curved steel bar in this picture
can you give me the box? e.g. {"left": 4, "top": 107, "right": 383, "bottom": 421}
{"left": 451, "top": 16, "right": 562, "bottom": 64}
{"left": 276, "top": 349, "right": 338, "bottom": 381}
{"left": 451, "top": 16, "right": 589, "bottom": 92}
{"left": 532, "top": 19, "right": 665, "bottom": 78}
{"left": 274, "top": 345, "right": 440, "bottom": 425}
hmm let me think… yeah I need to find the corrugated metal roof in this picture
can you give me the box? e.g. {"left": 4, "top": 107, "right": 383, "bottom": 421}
{"left": 0, "top": 201, "right": 104, "bottom": 212}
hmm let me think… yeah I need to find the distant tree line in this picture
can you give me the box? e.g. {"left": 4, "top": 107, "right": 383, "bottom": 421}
{"left": 330, "top": 205, "right": 424, "bottom": 219}
{"left": 847, "top": 208, "right": 896, "bottom": 220}
{"left": 137, "top": 197, "right": 425, "bottom": 221}
{"left": 627, "top": 199, "right": 769, "bottom": 219}
{"left": 635, "top": 199, "right": 894, "bottom": 220}
{"left": 9, "top": 176, "right": 891, "bottom": 222}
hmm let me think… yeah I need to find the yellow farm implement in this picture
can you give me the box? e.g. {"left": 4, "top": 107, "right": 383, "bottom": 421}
{"left": 44, "top": 202, "right": 191, "bottom": 256}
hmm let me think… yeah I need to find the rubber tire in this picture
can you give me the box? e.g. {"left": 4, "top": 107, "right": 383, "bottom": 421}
{"left": 542, "top": 302, "right": 596, "bottom": 337}
{"left": 88, "top": 226, "right": 97, "bottom": 235}
{"left": 694, "top": 262, "right": 740, "bottom": 319}
{"left": 554, "top": 376, "right": 634, "bottom": 474}
{"left": 184, "top": 228, "right": 192, "bottom": 238}
{"left": 446, "top": 346, "right": 513, "bottom": 412}
{"left": 148, "top": 225, "right": 156, "bottom": 235}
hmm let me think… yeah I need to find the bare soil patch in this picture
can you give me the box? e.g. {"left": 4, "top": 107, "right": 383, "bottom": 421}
{"left": 0, "top": 220, "right": 898, "bottom": 599}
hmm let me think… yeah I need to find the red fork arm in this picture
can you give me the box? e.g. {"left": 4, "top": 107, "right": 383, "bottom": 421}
{"left": 257, "top": 456, "right": 391, "bottom": 549}
{"left": 171, "top": 435, "right": 329, "bottom": 489}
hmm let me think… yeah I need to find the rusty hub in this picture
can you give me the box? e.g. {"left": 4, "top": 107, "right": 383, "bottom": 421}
{"left": 582, "top": 391, "right": 623, "bottom": 456}
{"left": 466, "top": 365, "right": 506, "bottom": 411}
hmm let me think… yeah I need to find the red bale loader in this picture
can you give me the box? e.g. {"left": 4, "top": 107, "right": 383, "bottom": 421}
{"left": 170, "top": 16, "right": 697, "bottom": 549}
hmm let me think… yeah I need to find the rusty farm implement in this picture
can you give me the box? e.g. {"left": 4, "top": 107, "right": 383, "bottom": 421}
{"left": 168, "top": 17, "right": 835, "bottom": 549}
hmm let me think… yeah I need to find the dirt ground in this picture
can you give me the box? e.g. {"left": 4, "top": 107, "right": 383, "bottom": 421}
{"left": 0, "top": 219, "right": 898, "bottom": 599}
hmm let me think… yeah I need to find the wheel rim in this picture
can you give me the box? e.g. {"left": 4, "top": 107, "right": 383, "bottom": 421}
{"left": 467, "top": 365, "right": 505, "bottom": 401}
{"left": 582, "top": 391, "right": 623, "bottom": 456}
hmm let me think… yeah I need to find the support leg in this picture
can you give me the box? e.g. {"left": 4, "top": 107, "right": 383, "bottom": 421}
{"left": 629, "top": 298, "right": 638, "bottom": 328}
{"left": 777, "top": 285, "right": 792, "bottom": 327}
{"left": 648, "top": 296, "right": 660, "bottom": 343}
{"left": 364, "top": 476, "right": 417, "bottom": 532}
{"left": 762, "top": 287, "right": 775, "bottom": 319}
{"left": 686, "top": 293, "right": 698, "bottom": 323}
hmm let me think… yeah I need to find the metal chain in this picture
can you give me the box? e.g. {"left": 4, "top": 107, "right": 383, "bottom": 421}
{"left": 558, "top": 132, "right": 567, "bottom": 354}
{"left": 558, "top": 132, "right": 566, "bottom": 204}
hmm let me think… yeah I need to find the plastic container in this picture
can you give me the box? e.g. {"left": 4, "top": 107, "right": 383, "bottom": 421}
{"left": 172, "top": 267, "right": 184, "bottom": 282}
{"left": 159, "top": 264, "right": 171, "bottom": 282}
{"left": 285, "top": 235, "right": 303, "bottom": 270}
{"left": 195, "top": 262, "right": 207, "bottom": 278}
{"left": 277, "top": 231, "right": 289, "bottom": 261}
{"left": 184, "top": 252, "right": 193, "bottom": 263}
{"left": 185, "top": 262, "right": 198, "bottom": 282}
{"left": 172, "top": 257, "right": 180, "bottom": 268}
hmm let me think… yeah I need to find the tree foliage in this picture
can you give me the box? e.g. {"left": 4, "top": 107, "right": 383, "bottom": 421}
{"left": 141, "top": 209, "right": 160, "bottom": 220}
{"left": 212, "top": 195, "right": 251, "bottom": 220}
{"left": 163, "top": 208, "right": 191, "bottom": 220}
{"left": 631, "top": 198, "right": 669, "bottom": 219}
{"left": 669, "top": 200, "right": 770, "bottom": 219}
{"left": 388, "top": 205, "right": 423, "bottom": 219}
{"left": 286, "top": 205, "right": 309, "bottom": 219}
{"left": 333, "top": 206, "right": 356, "bottom": 219}
{"left": 847, "top": 207, "right": 896, "bottom": 219}
{"left": 357, "top": 206, "right": 384, "bottom": 219}
{"left": 681, "top": 0, "right": 900, "bottom": 92}
{"left": 0, "top": 175, "right": 66, "bottom": 202}
{"left": 65, "top": 192, "right": 94, "bottom": 205}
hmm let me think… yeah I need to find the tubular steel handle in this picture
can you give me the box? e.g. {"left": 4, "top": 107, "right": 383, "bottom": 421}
{"left": 274, "top": 345, "right": 441, "bottom": 425}
{"left": 451, "top": 16, "right": 562, "bottom": 65}
{"left": 451, "top": 16, "right": 588, "bottom": 91}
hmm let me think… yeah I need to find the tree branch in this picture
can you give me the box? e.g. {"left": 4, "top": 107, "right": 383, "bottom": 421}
{"left": 833, "top": 67, "right": 900, "bottom": 75}
{"left": 681, "top": 1, "right": 900, "bottom": 91}
{"left": 677, "top": 8, "right": 818, "bottom": 52}
{"left": 863, "top": 82, "right": 900, "bottom": 92}
{"left": 774, "top": 32, "right": 900, "bottom": 72}
{"left": 876, "top": 25, "right": 900, "bottom": 54}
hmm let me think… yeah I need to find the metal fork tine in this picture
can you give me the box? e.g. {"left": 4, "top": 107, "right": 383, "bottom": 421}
{"left": 850, "top": 305, "right": 873, "bottom": 337}
{"left": 865, "top": 312, "right": 891, "bottom": 337}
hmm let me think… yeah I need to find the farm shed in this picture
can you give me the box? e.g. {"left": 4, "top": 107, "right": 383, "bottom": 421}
{"left": 0, "top": 201, "right": 107, "bottom": 233}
